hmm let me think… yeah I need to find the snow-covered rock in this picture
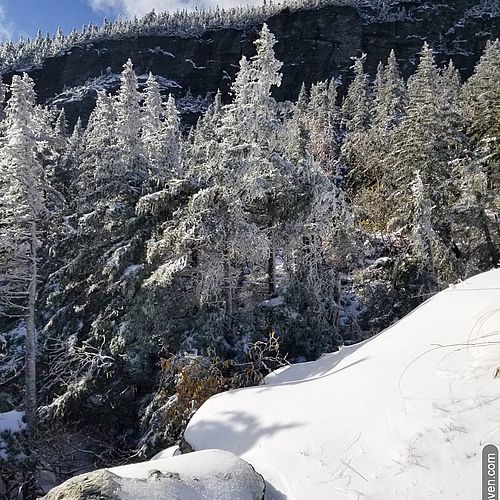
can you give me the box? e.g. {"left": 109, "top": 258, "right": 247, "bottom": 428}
{"left": 185, "top": 269, "right": 500, "bottom": 499}
{"left": 0, "top": 410, "right": 25, "bottom": 433}
{"left": 43, "top": 449, "right": 265, "bottom": 500}
{"left": 0, "top": 410, "right": 26, "bottom": 460}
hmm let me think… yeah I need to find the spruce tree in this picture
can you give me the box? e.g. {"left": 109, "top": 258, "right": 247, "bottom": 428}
{"left": 0, "top": 74, "right": 45, "bottom": 428}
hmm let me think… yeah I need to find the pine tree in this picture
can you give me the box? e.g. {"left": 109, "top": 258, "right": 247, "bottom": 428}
{"left": 341, "top": 53, "right": 371, "bottom": 134}
{"left": 283, "top": 83, "right": 309, "bottom": 162}
{"left": 142, "top": 74, "right": 181, "bottom": 186}
{"left": 372, "top": 49, "right": 406, "bottom": 132}
{"left": 462, "top": 40, "right": 500, "bottom": 186}
{"left": 352, "top": 50, "right": 406, "bottom": 228}
{"left": 115, "top": 59, "right": 146, "bottom": 192}
{"left": 0, "top": 74, "right": 45, "bottom": 428}
{"left": 189, "top": 89, "right": 224, "bottom": 176}
{"left": 306, "top": 80, "right": 340, "bottom": 172}
{"left": 384, "top": 43, "right": 463, "bottom": 288}
{"left": 340, "top": 53, "right": 372, "bottom": 188}
{"left": 79, "top": 91, "right": 122, "bottom": 203}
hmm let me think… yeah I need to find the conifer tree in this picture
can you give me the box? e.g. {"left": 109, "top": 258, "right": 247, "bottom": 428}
{"left": 283, "top": 83, "right": 309, "bottom": 162}
{"left": 384, "top": 43, "right": 463, "bottom": 288}
{"left": 142, "top": 74, "right": 181, "bottom": 186}
{"left": 0, "top": 74, "right": 45, "bottom": 428}
{"left": 115, "top": 59, "right": 146, "bottom": 192}
{"left": 462, "top": 40, "right": 500, "bottom": 185}
{"left": 372, "top": 49, "right": 406, "bottom": 132}
{"left": 340, "top": 53, "right": 372, "bottom": 188}
{"left": 306, "top": 80, "right": 339, "bottom": 172}
{"left": 341, "top": 53, "right": 371, "bottom": 134}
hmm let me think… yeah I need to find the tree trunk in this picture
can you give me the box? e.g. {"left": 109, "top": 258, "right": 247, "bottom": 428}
{"left": 424, "top": 234, "right": 438, "bottom": 293}
{"left": 223, "top": 250, "right": 233, "bottom": 339}
{"left": 479, "top": 208, "right": 499, "bottom": 267}
{"left": 25, "top": 221, "right": 37, "bottom": 430}
{"left": 267, "top": 240, "right": 276, "bottom": 295}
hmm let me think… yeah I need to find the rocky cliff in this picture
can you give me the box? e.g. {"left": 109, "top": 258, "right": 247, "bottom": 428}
{"left": 4, "top": 0, "right": 499, "bottom": 125}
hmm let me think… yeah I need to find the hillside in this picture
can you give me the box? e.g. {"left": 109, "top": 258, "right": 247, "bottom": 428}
{"left": 0, "top": 5, "right": 499, "bottom": 497}
{"left": 2, "top": 0, "right": 499, "bottom": 125}
{"left": 185, "top": 268, "right": 500, "bottom": 499}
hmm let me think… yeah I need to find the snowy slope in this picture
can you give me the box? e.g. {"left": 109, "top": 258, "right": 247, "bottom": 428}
{"left": 185, "top": 269, "right": 500, "bottom": 499}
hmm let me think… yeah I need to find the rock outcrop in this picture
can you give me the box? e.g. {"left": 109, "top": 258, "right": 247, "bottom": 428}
{"left": 43, "top": 449, "right": 265, "bottom": 500}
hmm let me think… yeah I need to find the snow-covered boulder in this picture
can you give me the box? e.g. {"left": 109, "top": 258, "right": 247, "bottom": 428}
{"left": 43, "top": 449, "right": 265, "bottom": 500}
{"left": 185, "top": 269, "right": 500, "bottom": 499}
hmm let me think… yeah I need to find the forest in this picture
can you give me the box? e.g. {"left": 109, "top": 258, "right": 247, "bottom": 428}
{"left": 0, "top": 22, "right": 499, "bottom": 496}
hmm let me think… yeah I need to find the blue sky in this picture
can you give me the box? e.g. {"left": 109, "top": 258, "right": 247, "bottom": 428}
{"left": 1, "top": 1, "right": 107, "bottom": 40}
{"left": 0, "top": 0, "right": 260, "bottom": 41}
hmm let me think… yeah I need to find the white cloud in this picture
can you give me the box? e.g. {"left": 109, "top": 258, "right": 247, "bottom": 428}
{"left": 0, "top": 4, "right": 15, "bottom": 42}
{"left": 89, "top": 0, "right": 262, "bottom": 18}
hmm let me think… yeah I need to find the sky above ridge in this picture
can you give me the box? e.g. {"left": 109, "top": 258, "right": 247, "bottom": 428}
{"left": 0, "top": 0, "right": 261, "bottom": 41}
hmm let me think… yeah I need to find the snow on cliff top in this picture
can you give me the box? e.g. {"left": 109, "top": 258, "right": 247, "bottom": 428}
{"left": 185, "top": 269, "right": 500, "bottom": 499}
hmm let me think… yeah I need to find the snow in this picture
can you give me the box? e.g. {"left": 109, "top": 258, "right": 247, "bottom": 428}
{"left": 176, "top": 93, "right": 210, "bottom": 115}
{"left": 151, "top": 445, "right": 180, "bottom": 460}
{"left": 0, "top": 411, "right": 26, "bottom": 460}
{"left": 0, "top": 411, "right": 25, "bottom": 433}
{"left": 52, "top": 73, "right": 122, "bottom": 105}
{"left": 185, "top": 58, "right": 206, "bottom": 70}
{"left": 186, "top": 268, "right": 500, "bottom": 499}
{"left": 121, "top": 264, "right": 142, "bottom": 279}
{"left": 0, "top": 323, "right": 25, "bottom": 377}
{"left": 107, "top": 449, "right": 263, "bottom": 500}
{"left": 148, "top": 47, "right": 175, "bottom": 57}
{"left": 51, "top": 73, "right": 181, "bottom": 106}
{"left": 137, "top": 74, "right": 182, "bottom": 91}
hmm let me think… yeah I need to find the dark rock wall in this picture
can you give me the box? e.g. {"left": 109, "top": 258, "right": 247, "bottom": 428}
{"left": 4, "top": 1, "right": 498, "bottom": 125}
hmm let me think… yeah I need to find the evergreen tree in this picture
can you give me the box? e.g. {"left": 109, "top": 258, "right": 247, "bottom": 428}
{"left": 0, "top": 74, "right": 45, "bottom": 428}
{"left": 283, "top": 83, "right": 309, "bottom": 163}
{"left": 353, "top": 50, "right": 406, "bottom": 228}
{"left": 142, "top": 74, "right": 181, "bottom": 186}
{"left": 372, "top": 50, "right": 406, "bottom": 132}
{"left": 462, "top": 40, "right": 500, "bottom": 186}
{"left": 384, "top": 43, "right": 463, "bottom": 288}
{"left": 340, "top": 53, "right": 372, "bottom": 188}
{"left": 115, "top": 59, "right": 146, "bottom": 192}
{"left": 341, "top": 53, "right": 371, "bottom": 134}
{"left": 306, "top": 79, "right": 340, "bottom": 173}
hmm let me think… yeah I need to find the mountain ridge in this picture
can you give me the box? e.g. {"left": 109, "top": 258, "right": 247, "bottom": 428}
{"left": 2, "top": 0, "right": 498, "bottom": 126}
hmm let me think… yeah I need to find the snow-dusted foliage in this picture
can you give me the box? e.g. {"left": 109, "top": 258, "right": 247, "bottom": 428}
{"left": 0, "top": 22, "right": 499, "bottom": 496}
{"left": 0, "top": 74, "right": 46, "bottom": 429}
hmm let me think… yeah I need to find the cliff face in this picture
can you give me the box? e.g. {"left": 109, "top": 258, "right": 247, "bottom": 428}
{"left": 5, "top": 1, "right": 498, "bottom": 125}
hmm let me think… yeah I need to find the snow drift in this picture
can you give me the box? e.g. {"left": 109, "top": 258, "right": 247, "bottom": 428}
{"left": 185, "top": 269, "right": 500, "bottom": 499}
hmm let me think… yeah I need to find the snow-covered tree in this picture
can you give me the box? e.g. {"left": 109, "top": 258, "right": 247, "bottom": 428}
{"left": 372, "top": 49, "right": 406, "bottom": 132}
{"left": 78, "top": 91, "right": 122, "bottom": 203}
{"left": 142, "top": 74, "right": 181, "bottom": 186}
{"left": 306, "top": 79, "right": 340, "bottom": 172}
{"left": 462, "top": 40, "right": 500, "bottom": 184}
{"left": 0, "top": 74, "right": 45, "bottom": 428}
{"left": 340, "top": 53, "right": 372, "bottom": 187}
{"left": 382, "top": 43, "right": 464, "bottom": 288}
{"left": 341, "top": 53, "right": 371, "bottom": 134}
{"left": 115, "top": 59, "right": 146, "bottom": 192}
{"left": 387, "top": 44, "right": 456, "bottom": 224}
{"left": 283, "top": 83, "right": 309, "bottom": 162}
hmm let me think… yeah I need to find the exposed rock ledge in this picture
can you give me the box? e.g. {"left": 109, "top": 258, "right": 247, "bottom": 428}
{"left": 42, "top": 449, "right": 265, "bottom": 500}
